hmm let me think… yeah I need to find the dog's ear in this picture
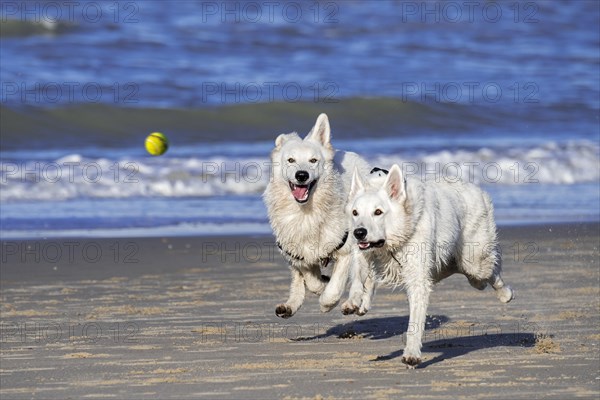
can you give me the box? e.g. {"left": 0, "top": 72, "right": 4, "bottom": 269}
{"left": 384, "top": 164, "right": 406, "bottom": 202}
{"left": 306, "top": 113, "right": 331, "bottom": 147}
{"left": 275, "top": 132, "right": 298, "bottom": 148}
{"left": 274, "top": 133, "right": 287, "bottom": 148}
{"left": 349, "top": 167, "right": 365, "bottom": 200}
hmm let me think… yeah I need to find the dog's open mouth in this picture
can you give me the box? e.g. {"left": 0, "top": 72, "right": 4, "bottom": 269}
{"left": 289, "top": 180, "right": 317, "bottom": 203}
{"left": 357, "top": 240, "right": 385, "bottom": 250}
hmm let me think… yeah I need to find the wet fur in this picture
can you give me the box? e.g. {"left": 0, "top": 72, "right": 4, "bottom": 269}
{"left": 348, "top": 164, "right": 514, "bottom": 367}
{"left": 263, "top": 114, "right": 373, "bottom": 317}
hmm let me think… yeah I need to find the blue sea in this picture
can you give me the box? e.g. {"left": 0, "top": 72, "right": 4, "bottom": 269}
{"left": 1, "top": 0, "right": 599, "bottom": 239}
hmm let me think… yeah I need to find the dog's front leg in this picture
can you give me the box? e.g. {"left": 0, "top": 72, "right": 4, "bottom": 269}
{"left": 402, "top": 272, "right": 432, "bottom": 368}
{"left": 319, "top": 252, "right": 351, "bottom": 312}
{"left": 358, "top": 271, "right": 377, "bottom": 315}
{"left": 303, "top": 264, "right": 328, "bottom": 295}
{"left": 342, "top": 250, "right": 374, "bottom": 316}
{"left": 275, "top": 267, "right": 305, "bottom": 318}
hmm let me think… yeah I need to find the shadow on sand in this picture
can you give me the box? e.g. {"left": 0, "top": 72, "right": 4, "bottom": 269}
{"left": 295, "top": 315, "right": 537, "bottom": 368}
{"left": 374, "top": 332, "right": 537, "bottom": 368}
{"left": 294, "top": 315, "right": 449, "bottom": 341}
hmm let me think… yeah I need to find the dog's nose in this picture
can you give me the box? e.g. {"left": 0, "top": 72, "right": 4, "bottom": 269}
{"left": 353, "top": 228, "right": 367, "bottom": 240}
{"left": 295, "top": 170, "right": 309, "bottom": 183}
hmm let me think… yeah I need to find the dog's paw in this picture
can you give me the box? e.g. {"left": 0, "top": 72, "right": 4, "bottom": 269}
{"left": 341, "top": 301, "right": 359, "bottom": 315}
{"left": 319, "top": 298, "right": 339, "bottom": 313}
{"left": 319, "top": 291, "right": 341, "bottom": 313}
{"left": 275, "top": 304, "right": 294, "bottom": 318}
{"left": 356, "top": 305, "right": 369, "bottom": 316}
{"left": 320, "top": 302, "right": 338, "bottom": 313}
{"left": 401, "top": 355, "right": 421, "bottom": 369}
{"left": 497, "top": 285, "right": 514, "bottom": 303}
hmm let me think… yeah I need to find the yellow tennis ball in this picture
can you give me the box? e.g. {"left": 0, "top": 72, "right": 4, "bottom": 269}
{"left": 145, "top": 132, "right": 169, "bottom": 156}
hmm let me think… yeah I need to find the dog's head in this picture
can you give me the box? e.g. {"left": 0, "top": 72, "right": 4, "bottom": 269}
{"left": 347, "top": 164, "right": 407, "bottom": 251}
{"left": 271, "top": 113, "right": 335, "bottom": 204}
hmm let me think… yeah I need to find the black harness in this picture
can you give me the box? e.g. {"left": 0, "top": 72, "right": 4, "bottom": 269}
{"left": 390, "top": 251, "right": 403, "bottom": 269}
{"left": 370, "top": 167, "right": 389, "bottom": 175}
{"left": 277, "top": 231, "right": 349, "bottom": 268}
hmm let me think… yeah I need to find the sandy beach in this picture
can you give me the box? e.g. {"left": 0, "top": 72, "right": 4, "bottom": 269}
{"left": 1, "top": 222, "right": 598, "bottom": 399}
{"left": 2, "top": 2, "right": 599, "bottom": 399}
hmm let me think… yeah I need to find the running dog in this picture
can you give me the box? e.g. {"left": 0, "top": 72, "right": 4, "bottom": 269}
{"left": 347, "top": 164, "right": 514, "bottom": 367}
{"left": 264, "top": 114, "right": 373, "bottom": 318}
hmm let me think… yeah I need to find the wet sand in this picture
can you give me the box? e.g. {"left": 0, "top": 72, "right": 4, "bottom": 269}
{"left": 1, "top": 223, "right": 599, "bottom": 399}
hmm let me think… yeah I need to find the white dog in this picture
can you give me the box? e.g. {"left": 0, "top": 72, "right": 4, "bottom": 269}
{"left": 263, "top": 114, "right": 374, "bottom": 318}
{"left": 348, "top": 164, "right": 514, "bottom": 367}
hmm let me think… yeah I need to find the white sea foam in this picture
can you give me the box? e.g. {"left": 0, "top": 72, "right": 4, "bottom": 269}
{"left": 1, "top": 140, "right": 598, "bottom": 202}
{"left": 373, "top": 140, "right": 599, "bottom": 186}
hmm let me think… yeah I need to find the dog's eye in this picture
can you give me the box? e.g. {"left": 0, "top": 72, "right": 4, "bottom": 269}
{"left": 374, "top": 209, "right": 383, "bottom": 216}
{"left": 352, "top": 210, "right": 358, "bottom": 216}
{"left": 309, "top": 158, "right": 318, "bottom": 164}
{"left": 287, "top": 158, "right": 295, "bottom": 163}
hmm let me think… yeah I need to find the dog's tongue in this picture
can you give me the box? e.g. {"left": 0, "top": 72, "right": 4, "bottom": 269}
{"left": 292, "top": 185, "right": 309, "bottom": 201}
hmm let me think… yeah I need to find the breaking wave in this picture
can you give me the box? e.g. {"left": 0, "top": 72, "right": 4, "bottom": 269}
{"left": 1, "top": 140, "right": 597, "bottom": 202}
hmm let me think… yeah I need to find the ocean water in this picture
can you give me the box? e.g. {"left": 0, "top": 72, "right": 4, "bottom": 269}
{"left": 1, "top": 0, "right": 599, "bottom": 238}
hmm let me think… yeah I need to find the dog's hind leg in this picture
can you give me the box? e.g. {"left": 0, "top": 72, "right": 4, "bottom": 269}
{"left": 276, "top": 268, "right": 305, "bottom": 318}
{"left": 483, "top": 246, "right": 514, "bottom": 303}
{"left": 489, "top": 270, "right": 514, "bottom": 303}
{"left": 320, "top": 252, "right": 352, "bottom": 313}
{"left": 467, "top": 276, "right": 488, "bottom": 290}
{"left": 458, "top": 240, "right": 500, "bottom": 293}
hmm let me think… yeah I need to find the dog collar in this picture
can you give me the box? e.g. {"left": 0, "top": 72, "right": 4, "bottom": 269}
{"left": 276, "top": 231, "right": 349, "bottom": 267}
